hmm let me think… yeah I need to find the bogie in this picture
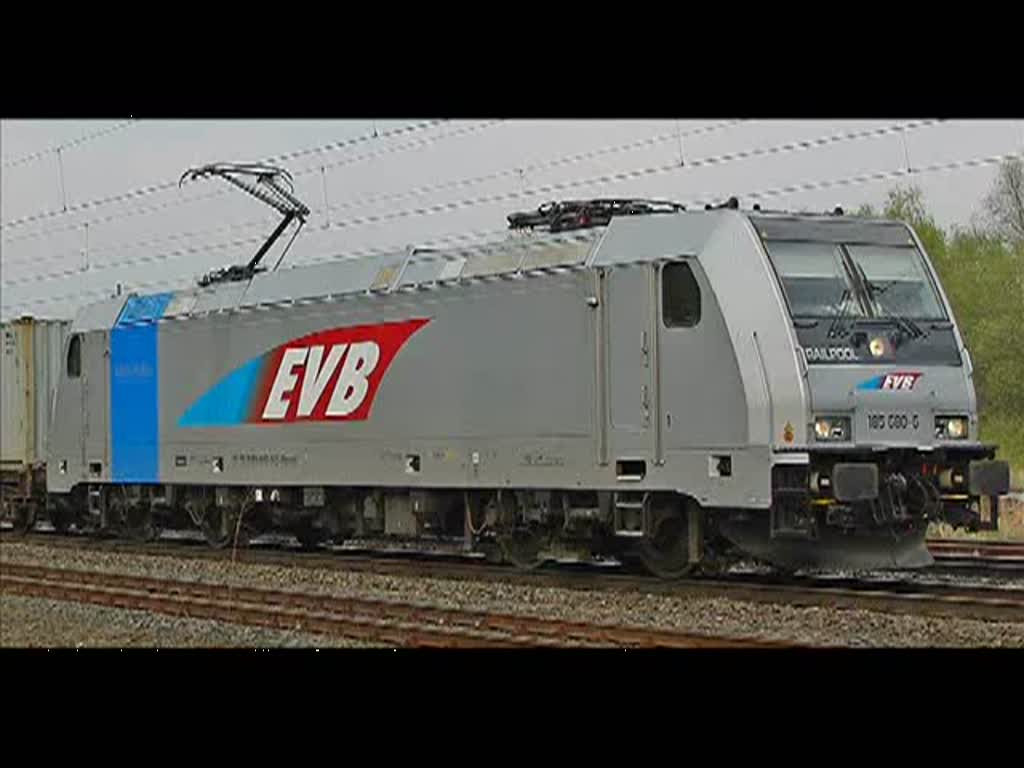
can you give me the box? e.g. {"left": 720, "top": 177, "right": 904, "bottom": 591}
{"left": 26, "top": 482, "right": 705, "bottom": 578}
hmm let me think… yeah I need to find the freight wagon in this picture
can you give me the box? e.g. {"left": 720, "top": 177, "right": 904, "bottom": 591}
{"left": 1, "top": 317, "right": 70, "bottom": 525}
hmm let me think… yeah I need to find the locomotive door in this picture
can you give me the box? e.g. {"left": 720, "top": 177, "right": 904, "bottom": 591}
{"left": 81, "top": 330, "right": 109, "bottom": 474}
{"left": 656, "top": 259, "right": 746, "bottom": 452}
{"left": 606, "top": 263, "right": 654, "bottom": 464}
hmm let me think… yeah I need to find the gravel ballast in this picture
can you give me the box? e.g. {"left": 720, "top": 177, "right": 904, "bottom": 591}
{"left": 2, "top": 541, "right": 1022, "bottom": 648}
{"left": 0, "top": 593, "right": 371, "bottom": 648}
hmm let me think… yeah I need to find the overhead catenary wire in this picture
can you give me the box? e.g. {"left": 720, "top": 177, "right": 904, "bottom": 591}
{"left": 2, "top": 186, "right": 239, "bottom": 253}
{"left": 3, "top": 119, "right": 733, "bottom": 270}
{"left": 740, "top": 151, "right": 1021, "bottom": 207}
{"left": 1, "top": 119, "right": 138, "bottom": 170}
{"left": 300, "top": 120, "right": 947, "bottom": 234}
{"left": 3, "top": 178, "right": 190, "bottom": 231}
{"left": 6, "top": 231, "right": 278, "bottom": 287}
{"left": 0, "top": 119, "right": 448, "bottom": 232}
{"left": 309, "top": 119, "right": 745, "bottom": 219}
{"left": 2, "top": 224, "right": 514, "bottom": 316}
{"left": 7, "top": 223, "right": 516, "bottom": 315}
{"left": 4, "top": 117, "right": 933, "bottom": 276}
{"left": 1, "top": 120, "right": 499, "bottom": 251}
{"left": 305, "top": 120, "right": 502, "bottom": 177}
{"left": 4, "top": 149, "right": 1016, "bottom": 319}
{"left": 262, "top": 119, "right": 446, "bottom": 165}
{"left": 0, "top": 119, "right": 943, "bottom": 290}
{"left": 5, "top": 208, "right": 497, "bottom": 289}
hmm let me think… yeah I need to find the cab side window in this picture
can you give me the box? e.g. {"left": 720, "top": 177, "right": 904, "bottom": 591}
{"left": 67, "top": 334, "right": 81, "bottom": 378}
{"left": 662, "top": 262, "right": 701, "bottom": 328}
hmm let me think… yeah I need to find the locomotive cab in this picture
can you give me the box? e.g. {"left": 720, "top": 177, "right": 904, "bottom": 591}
{"left": 719, "top": 213, "right": 1010, "bottom": 569}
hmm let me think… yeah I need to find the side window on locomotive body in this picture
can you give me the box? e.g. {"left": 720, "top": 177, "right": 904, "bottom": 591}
{"left": 662, "top": 261, "right": 701, "bottom": 328}
{"left": 67, "top": 334, "right": 81, "bottom": 378}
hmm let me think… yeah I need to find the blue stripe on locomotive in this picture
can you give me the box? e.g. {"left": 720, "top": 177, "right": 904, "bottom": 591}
{"left": 178, "top": 355, "right": 266, "bottom": 428}
{"left": 111, "top": 293, "right": 174, "bottom": 483}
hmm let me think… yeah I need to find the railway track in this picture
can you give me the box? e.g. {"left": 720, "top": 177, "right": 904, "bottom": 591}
{"left": 3, "top": 529, "right": 1022, "bottom": 623}
{"left": 927, "top": 539, "right": 1024, "bottom": 570}
{"left": 0, "top": 562, "right": 791, "bottom": 648}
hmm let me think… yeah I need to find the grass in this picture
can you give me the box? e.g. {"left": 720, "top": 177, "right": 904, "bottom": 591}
{"left": 980, "top": 413, "right": 1024, "bottom": 490}
{"left": 928, "top": 496, "right": 1024, "bottom": 542}
{"left": 926, "top": 412, "right": 1023, "bottom": 541}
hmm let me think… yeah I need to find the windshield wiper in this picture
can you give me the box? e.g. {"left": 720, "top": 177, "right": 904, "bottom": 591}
{"left": 850, "top": 260, "right": 881, "bottom": 316}
{"left": 830, "top": 247, "right": 871, "bottom": 340}
{"left": 848, "top": 258, "right": 926, "bottom": 343}
{"left": 827, "top": 287, "right": 854, "bottom": 339}
{"left": 854, "top": 261, "right": 926, "bottom": 341}
{"left": 892, "top": 313, "right": 925, "bottom": 340}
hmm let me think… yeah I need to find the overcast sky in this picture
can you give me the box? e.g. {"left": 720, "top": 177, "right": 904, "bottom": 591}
{"left": 2, "top": 119, "right": 1021, "bottom": 321}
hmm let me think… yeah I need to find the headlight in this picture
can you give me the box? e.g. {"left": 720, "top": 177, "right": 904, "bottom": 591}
{"left": 813, "top": 415, "right": 851, "bottom": 442}
{"left": 935, "top": 415, "right": 968, "bottom": 440}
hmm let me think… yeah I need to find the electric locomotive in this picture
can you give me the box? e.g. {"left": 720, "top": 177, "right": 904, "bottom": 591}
{"left": 6, "top": 169, "right": 1010, "bottom": 575}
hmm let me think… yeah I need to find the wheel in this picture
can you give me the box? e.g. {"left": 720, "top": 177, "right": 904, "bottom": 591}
{"left": 48, "top": 502, "right": 73, "bottom": 534}
{"left": 202, "top": 505, "right": 252, "bottom": 550}
{"left": 638, "top": 501, "right": 696, "bottom": 579}
{"left": 498, "top": 527, "right": 544, "bottom": 570}
{"left": 202, "top": 506, "right": 232, "bottom": 549}
{"left": 123, "top": 502, "right": 159, "bottom": 542}
{"left": 493, "top": 492, "right": 545, "bottom": 570}
{"left": 294, "top": 521, "right": 328, "bottom": 550}
{"left": 11, "top": 502, "right": 37, "bottom": 536}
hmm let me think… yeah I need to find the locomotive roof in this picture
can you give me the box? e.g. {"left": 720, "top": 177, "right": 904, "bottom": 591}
{"left": 72, "top": 209, "right": 916, "bottom": 332}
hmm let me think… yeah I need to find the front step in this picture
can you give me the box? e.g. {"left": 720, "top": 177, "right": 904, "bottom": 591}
{"left": 770, "top": 465, "right": 816, "bottom": 540}
{"left": 87, "top": 486, "right": 106, "bottom": 527}
{"left": 613, "top": 491, "right": 649, "bottom": 537}
{"left": 770, "top": 491, "right": 817, "bottom": 541}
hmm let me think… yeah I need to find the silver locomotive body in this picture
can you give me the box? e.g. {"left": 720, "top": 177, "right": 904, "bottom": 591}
{"left": 37, "top": 207, "right": 1009, "bottom": 572}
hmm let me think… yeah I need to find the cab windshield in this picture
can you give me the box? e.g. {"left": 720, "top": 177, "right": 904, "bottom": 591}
{"left": 765, "top": 240, "right": 947, "bottom": 321}
{"left": 846, "top": 244, "right": 946, "bottom": 320}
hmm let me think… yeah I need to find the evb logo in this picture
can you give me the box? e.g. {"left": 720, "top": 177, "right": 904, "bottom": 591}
{"left": 857, "top": 371, "right": 923, "bottom": 391}
{"left": 179, "top": 318, "right": 430, "bottom": 427}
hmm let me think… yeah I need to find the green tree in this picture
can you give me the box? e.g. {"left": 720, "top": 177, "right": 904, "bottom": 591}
{"left": 880, "top": 185, "right": 946, "bottom": 256}
{"left": 982, "top": 156, "right": 1024, "bottom": 245}
{"left": 853, "top": 182, "right": 1024, "bottom": 471}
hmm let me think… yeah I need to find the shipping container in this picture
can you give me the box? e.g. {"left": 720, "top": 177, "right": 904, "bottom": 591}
{"left": 1, "top": 316, "right": 71, "bottom": 471}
